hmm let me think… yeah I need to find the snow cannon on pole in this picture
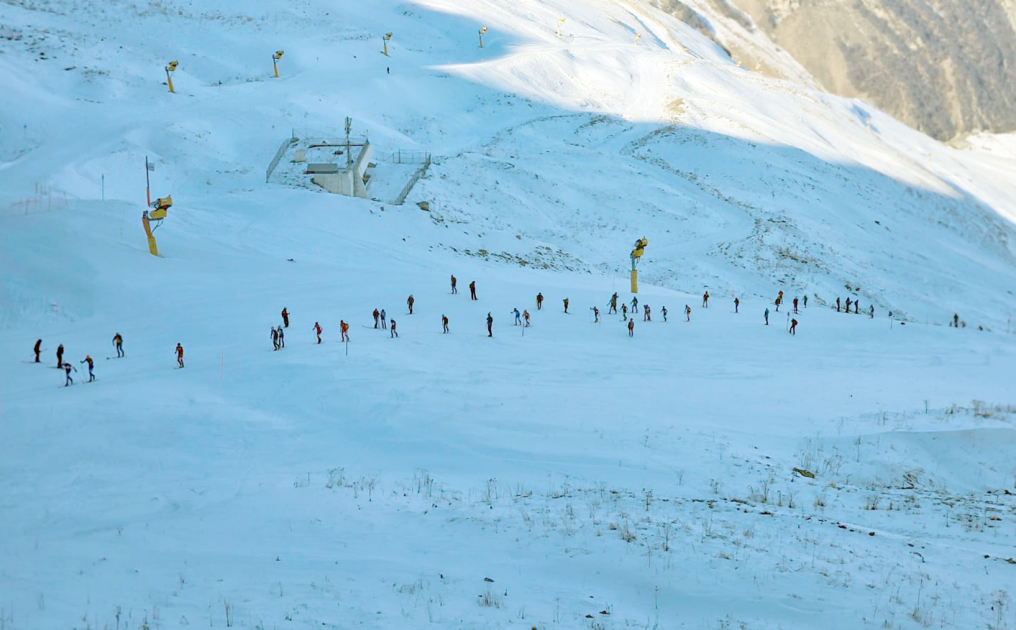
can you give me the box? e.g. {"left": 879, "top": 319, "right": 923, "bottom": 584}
{"left": 142, "top": 157, "right": 171, "bottom": 256}
{"left": 630, "top": 237, "right": 648, "bottom": 293}
{"left": 479, "top": 27, "right": 487, "bottom": 48}
{"left": 165, "top": 60, "right": 178, "bottom": 93}
{"left": 272, "top": 50, "right": 284, "bottom": 78}
{"left": 382, "top": 32, "right": 393, "bottom": 57}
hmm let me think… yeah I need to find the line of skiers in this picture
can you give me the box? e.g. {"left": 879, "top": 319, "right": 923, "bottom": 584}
{"left": 32, "top": 282, "right": 889, "bottom": 386}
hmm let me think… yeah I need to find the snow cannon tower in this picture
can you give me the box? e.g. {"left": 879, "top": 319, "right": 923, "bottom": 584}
{"left": 272, "top": 50, "right": 284, "bottom": 78}
{"left": 630, "top": 237, "right": 648, "bottom": 293}
{"left": 142, "top": 157, "right": 171, "bottom": 257}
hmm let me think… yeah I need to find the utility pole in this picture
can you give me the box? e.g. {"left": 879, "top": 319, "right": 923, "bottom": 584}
{"left": 345, "top": 117, "right": 352, "bottom": 170}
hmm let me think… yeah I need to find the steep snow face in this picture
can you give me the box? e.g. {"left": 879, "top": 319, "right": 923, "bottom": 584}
{"left": 681, "top": 0, "right": 1016, "bottom": 140}
{"left": 2, "top": 0, "right": 1016, "bottom": 629}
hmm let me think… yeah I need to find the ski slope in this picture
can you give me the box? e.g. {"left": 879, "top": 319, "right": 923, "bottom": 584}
{"left": 2, "top": 0, "right": 1016, "bottom": 628}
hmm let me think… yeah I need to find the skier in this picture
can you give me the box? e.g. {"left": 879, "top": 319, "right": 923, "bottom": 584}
{"left": 734, "top": 298, "right": 739, "bottom": 314}
{"left": 63, "top": 361, "right": 76, "bottom": 386}
{"left": 80, "top": 355, "right": 95, "bottom": 382}
{"left": 523, "top": 310, "right": 531, "bottom": 327}
{"left": 536, "top": 293, "right": 543, "bottom": 310}
{"left": 702, "top": 291, "right": 709, "bottom": 308}
{"left": 390, "top": 319, "right": 398, "bottom": 338}
{"left": 845, "top": 297, "right": 852, "bottom": 313}
{"left": 789, "top": 318, "right": 798, "bottom": 335}
{"left": 777, "top": 290, "right": 784, "bottom": 304}
{"left": 340, "top": 320, "right": 350, "bottom": 342}
{"left": 281, "top": 307, "right": 289, "bottom": 328}
{"left": 373, "top": 308, "right": 380, "bottom": 328}
{"left": 608, "top": 293, "right": 618, "bottom": 314}
{"left": 621, "top": 304, "right": 628, "bottom": 321}
{"left": 631, "top": 297, "right": 638, "bottom": 313}
{"left": 628, "top": 319, "right": 635, "bottom": 337}
{"left": 854, "top": 301, "right": 859, "bottom": 315}
{"left": 661, "top": 306, "right": 668, "bottom": 322}
{"left": 313, "top": 322, "right": 322, "bottom": 344}
{"left": 381, "top": 309, "right": 387, "bottom": 330}
{"left": 793, "top": 297, "right": 799, "bottom": 314}
{"left": 56, "top": 344, "right": 64, "bottom": 368}
{"left": 775, "top": 296, "right": 781, "bottom": 312}
{"left": 451, "top": 275, "right": 457, "bottom": 294}
{"left": 870, "top": 305, "right": 875, "bottom": 319}
{"left": 175, "top": 343, "right": 185, "bottom": 368}
{"left": 685, "top": 305, "right": 691, "bottom": 322}
{"left": 407, "top": 294, "right": 415, "bottom": 315}
{"left": 836, "top": 297, "right": 841, "bottom": 312}
{"left": 513, "top": 308, "right": 521, "bottom": 326}
{"left": 442, "top": 315, "right": 449, "bottom": 334}
{"left": 953, "top": 313, "right": 959, "bottom": 328}
{"left": 470, "top": 281, "right": 477, "bottom": 301}
{"left": 34, "top": 339, "right": 42, "bottom": 363}
{"left": 563, "top": 298, "right": 569, "bottom": 313}
{"left": 486, "top": 312, "right": 493, "bottom": 337}
{"left": 644, "top": 305, "right": 651, "bottom": 322}
{"left": 592, "top": 306, "right": 600, "bottom": 323}
{"left": 277, "top": 326, "right": 285, "bottom": 349}
{"left": 764, "top": 308, "right": 769, "bottom": 325}
{"left": 112, "top": 332, "right": 124, "bottom": 358}
{"left": 803, "top": 295, "right": 808, "bottom": 308}
{"left": 271, "top": 326, "right": 280, "bottom": 350}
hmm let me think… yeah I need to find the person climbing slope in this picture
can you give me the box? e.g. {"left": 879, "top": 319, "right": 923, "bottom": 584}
{"left": 628, "top": 319, "right": 634, "bottom": 337}
{"left": 271, "top": 326, "right": 279, "bottom": 350}
{"left": 563, "top": 298, "right": 569, "bottom": 313}
{"left": 407, "top": 295, "right": 415, "bottom": 315}
{"left": 631, "top": 297, "right": 638, "bottom": 313}
{"left": 685, "top": 305, "right": 691, "bottom": 322}
{"left": 277, "top": 326, "right": 285, "bottom": 349}
{"left": 63, "top": 361, "right": 76, "bottom": 387}
{"left": 608, "top": 293, "right": 618, "bottom": 314}
{"left": 513, "top": 308, "right": 521, "bottom": 326}
{"left": 661, "top": 306, "right": 668, "bottom": 322}
{"left": 373, "top": 308, "right": 380, "bottom": 328}
{"left": 281, "top": 307, "right": 290, "bottom": 327}
{"left": 592, "top": 306, "right": 600, "bottom": 323}
{"left": 523, "top": 310, "right": 531, "bottom": 327}
{"left": 486, "top": 312, "right": 493, "bottom": 337}
{"left": 34, "top": 339, "right": 42, "bottom": 363}
{"left": 451, "top": 275, "right": 457, "bottom": 294}
{"left": 536, "top": 293, "right": 543, "bottom": 310}
{"left": 341, "top": 320, "right": 350, "bottom": 342}
{"left": 313, "top": 322, "right": 322, "bottom": 344}
{"left": 702, "top": 291, "right": 709, "bottom": 308}
{"left": 442, "top": 315, "right": 449, "bottom": 334}
{"left": 644, "top": 305, "right": 651, "bottom": 322}
{"left": 56, "top": 344, "right": 64, "bottom": 368}
{"left": 734, "top": 298, "right": 739, "bottom": 314}
{"left": 380, "top": 309, "right": 387, "bottom": 330}
{"left": 470, "top": 281, "right": 477, "bottom": 301}
{"left": 390, "top": 319, "right": 398, "bottom": 338}
{"left": 764, "top": 308, "right": 769, "bottom": 326}
{"left": 112, "top": 332, "right": 124, "bottom": 358}
{"left": 789, "top": 318, "right": 798, "bottom": 335}
{"left": 175, "top": 343, "right": 185, "bottom": 368}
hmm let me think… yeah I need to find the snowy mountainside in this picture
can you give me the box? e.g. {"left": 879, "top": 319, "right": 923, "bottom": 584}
{"left": 2, "top": 0, "right": 1016, "bottom": 629}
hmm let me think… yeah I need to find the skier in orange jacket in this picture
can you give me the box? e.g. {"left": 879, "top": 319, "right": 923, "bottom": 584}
{"left": 80, "top": 355, "right": 95, "bottom": 382}
{"left": 313, "top": 322, "right": 322, "bottom": 344}
{"left": 281, "top": 308, "right": 289, "bottom": 327}
{"left": 175, "top": 344, "right": 185, "bottom": 368}
{"left": 340, "top": 320, "right": 350, "bottom": 342}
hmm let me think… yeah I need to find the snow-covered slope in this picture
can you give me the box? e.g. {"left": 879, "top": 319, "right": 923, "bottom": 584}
{"left": 2, "top": 0, "right": 1016, "bottom": 628}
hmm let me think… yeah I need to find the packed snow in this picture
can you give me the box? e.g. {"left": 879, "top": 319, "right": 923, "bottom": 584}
{"left": 2, "top": 0, "right": 1015, "bottom": 629}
